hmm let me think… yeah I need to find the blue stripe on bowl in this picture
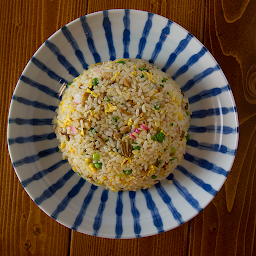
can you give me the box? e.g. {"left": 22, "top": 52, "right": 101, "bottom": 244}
{"left": 167, "top": 174, "right": 202, "bottom": 212}
{"left": 155, "top": 182, "right": 184, "bottom": 225}
{"left": 189, "top": 125, "right": 238, "bottom": 134}
{"left": 8, "top": 133, "right": 56, "bottom": 145}
{"left": 45, "top": 40, "right": 80, "bottom": 77}
{"left": 103, "top": 10, "right": 116, "bottom": 61}
{"left": 20, "top": 76, "right": 60, "bottom": 99}
{"left": 13, "top": 147, "right": 59, "bottom": 167}
{"left": 61, "top": 26, "right": 88, "bottom": 69}
{"left": 141, "top": 188, "right": 164, "bottom": 233}
{"left": 31, "top": 57, "right": 68, "bottom": 84}
{"left": 35, "top": 169, "right": 75, "bottom": 205}
{"left": 136, "top": 12, "right": 154, "bottom": 59}
{"left": 187, "top": 140, "right": 237, "bottom": 156}
{"left": 12, "top": 95, "right": 57, "bottom": 112}
{"left": 21, "top": 159, "right": 67, "bottom": 187}
{"left": 172, "top": 47, "right": 207, "bottom": 80}
{"left": 80, "top": 16, "right": 101, "bottom": 63}
{"left": 51, "top": 178, "right": 86, "bottom": 220}
{"left": 72, "top": 184, "right": 98, "bottom": 231}
{"left": 184, "top": 153, "right": 229, "bottom": 176}
{"left": 191, "top": 107, "right": 236, "bottom": 118}
{"left": 149, "top": 20, "right": 173, "bottom": 64}
{"left": 129, "top": 191, "right": 141, "bottom": 238}
{"left": 181, "top": 65, "right": 220, "bottom": 92}
{"left": 189, "top": 84, "right": 230, "bottom": 104}
{"left": 161, "top": 33, "right": 193, "bottom": 72}
{"left": 115, "top": 191, "right": 123, "bottom": 238}
{"left": 123, "top": 9, "right": 130, "bottom": 58}
{"left": 9, "top": 118, "right": 53, "bottom": 126}
{"left": 176, "top": 165, "right": 218, "bottom": 196}
{"left": 93, "top": 189, "right": 109, "bottom": 236}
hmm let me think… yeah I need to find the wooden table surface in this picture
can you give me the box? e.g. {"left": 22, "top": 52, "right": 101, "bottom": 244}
{"left": 1, "top": 0, "right": 256, "bottom": 255}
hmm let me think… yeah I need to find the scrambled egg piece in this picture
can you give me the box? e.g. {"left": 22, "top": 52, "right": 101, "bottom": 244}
{"left": 85, "top": 158, "right": 91, "bottom": 164}
{"left": 61, "top": 116, "right": 72, "bottom": 128}
{"left": 72, "top": 167, "right": 76, "bottom": 171}
{"left": 178, "top": 113, "right": 183, "bottom": 120}
{"left": 127, "top": 118, "right": 133, "bottom": 126}
{"left": 60, "top": 142, "right": 66, "bottom": 149}
{"left": 142, "top": 71, "right": 155, "bottom": 83}
{"left": 147, "top": 165, "right": 156, "bottom": 176}
{"left": 131, "top": 71, "right": 137, "bottom": 76}
{"left": 88, "top": 163, "right": 97, "bottom": 173}
{"left": 91, "top": 91, "right": 99, "bottom": 97}
{"left": 105, "top": 103, "right": 117, "bottom": 114}
{"left": 111, "top": 71, "right": 121, "bottom": 81}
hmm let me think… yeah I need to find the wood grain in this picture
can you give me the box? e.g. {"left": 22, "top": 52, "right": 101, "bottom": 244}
{"left": 0, "top": 0, "right": 87, "bottom": 255}
{"left": 1, "top": 0, "right": 256, "bottom": 255}
{"left": 189, "top": 0, "right": 256, "bottom": 255}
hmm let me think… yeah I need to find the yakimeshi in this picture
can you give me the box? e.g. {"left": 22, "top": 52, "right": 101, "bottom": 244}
{"left": 53, "top": 59, "right": 191, "bottom": 192}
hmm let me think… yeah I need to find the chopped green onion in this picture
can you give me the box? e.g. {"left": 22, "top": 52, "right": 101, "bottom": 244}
{"left": 107, "top": 99, "right": 111, "bottom": 102}
{"left": 156, "top": 132, "right": 165, "bottom": 142}
{"left": 151, "top": 175, "right": 157, "bottom": 179}
{"left": 67, "top": 82, "right": 72, "bottom": 88}
{"left": 94, "top": 162, "right": 102, "bottom": 169}
{"left": 141, "top": 74, "right": 144, "bottom": 78}
{"left": 171, "top": 147, "right": 176, "bottom": 153}
{"left": 113, "top": 116, "right": 119, "bottom": 122}
{"left": 93, "top": 78, "right": 99, "bottom": 86}
{"left": 186, "top": 134, "right": 190, "bottom": 141}
{"left": 171, "top": 123, "right": 174, "bottom": 126}
{"left": 152, "top": 136, "right": 156, "bottom": 141}
{"left": 167, "top": 92, "right": 170, "bottom": 95}
{"left": 124, "top": 170, "right": 132, "bottom": 175}
{"left": 170, "top": 157, "right": 177, "bottom": 161}
{"left": 186, "top": 111, "right": 189, "bottom": 116}
{"left": 164, "top": 149, "right": 166, "bottom": 152}
{"left": 139, "top": 67, "right": 148, "bottom": 71}
{"left": 154, "top": 103, "right": 160, "bottom": 110}
{"left": 105, "top": 140, "right": 108, "bottom": 142}
{"left": 117, "top": 60, "right": 125, "bottom": 64}
{"left": 77, "top": 172, "right": 81, "bottom": 176}
{"left": 93, "top": 153, "right": 100, "bottom": 160}
{"left": 162, "top": 78, "right": 167, "bottom": 82}
{"left": 160, "top": 84, "right": 164, "bottom": 88}
{"left": 133, "top": 146, "right": 141, "bottom": 150}
{"left": 121, "top": 103, "right": 124, "bottom": 105}
{"left": 115, "top": 125, "right": 118, "bottom": 128}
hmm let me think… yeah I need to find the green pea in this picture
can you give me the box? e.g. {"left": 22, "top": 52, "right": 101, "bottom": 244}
{"left": 94, "top": 162, "right": 102, "bottom": 169}
{"left": 186, "top": 134, "right": 190, "bottom": 141}
{"left": 171, "top": 147, "right": 176, "bottom": 153}
{"left": 151, "top": 175, "right": 157, "bottom": 179}
{"left": 167, "top": 92, "right": 170, "bottom": 95}
{"left": 67, "top": 82, "right": 72, "bottom": 88}
{"left": 133, "top": 146, "right": 141, "bottom": 150}
{"left": 151, "top": 136, "right": 156, "bottom": 141}
{"left": 93, "top": 78, "right": 99, "bottom": 86}
{"left": 139, "top": 67, "right": 148, "bottom": 71}
{"left": 93, "top": 153, "right": 100, "bottom": 160}
{"left": 156, "top": 132, "right": 165, "bottom": 142}
{"left": 162, "top": 78, "right": 167, "bottom": 82}
{"left": 124, "top": 170, "right": 132, "bottom": 175}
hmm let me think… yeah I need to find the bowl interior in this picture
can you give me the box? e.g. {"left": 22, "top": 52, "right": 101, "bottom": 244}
{"left": 7, "top": 9, "right": 238, "bottom": 238}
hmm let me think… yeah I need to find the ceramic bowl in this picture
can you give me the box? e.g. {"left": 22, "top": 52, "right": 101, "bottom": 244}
{"left": 7, "top": 9, "right": 238, "bottom": 238}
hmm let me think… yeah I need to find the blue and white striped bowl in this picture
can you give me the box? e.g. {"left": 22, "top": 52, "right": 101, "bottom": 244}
{"left": 7, "top": 9, "right": 238, "bottom": 238}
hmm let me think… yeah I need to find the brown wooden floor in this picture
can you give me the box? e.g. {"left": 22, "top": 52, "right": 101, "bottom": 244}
{"left": 1, "top": 0, "right": 256, "bottom": 255}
